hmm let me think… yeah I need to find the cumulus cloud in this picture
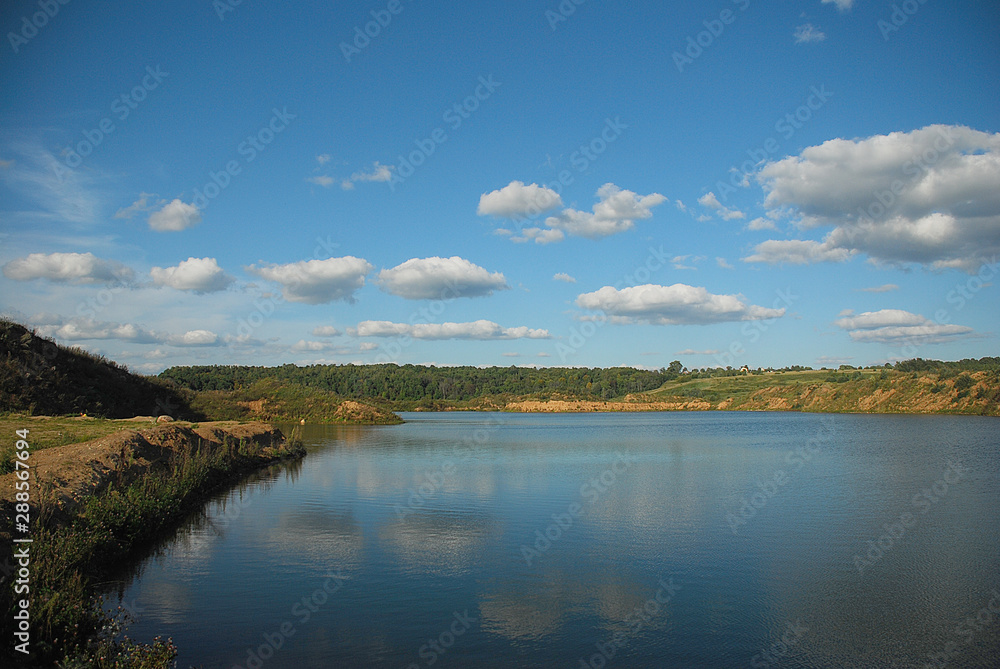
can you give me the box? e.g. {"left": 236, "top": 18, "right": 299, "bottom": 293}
{"left": 511, "top": 227, "right": 565, "bottom": 245}
{"left": 553, "top": 273, "right": 577, "bottom": 283}
{"left": 834, "top": 309, "right": 975, "bottom": 344}
{"left": 545, "top": 184, "right": 668, "bottom": 238}
{"left": 575, "top": 284, "right": 786, "bottom": 325}
{"left": 858, "top": 284, "right": 900, "bottom": 293}
{"left": 478, "top": 181, "right": 563, "bottom": 218}
{"left": 32, "top": 317, "right": 221, "bottom": 347}
{"left": 150, "top": 257, "right": 234, "bottom": 293}
{"left": 148, "top": 199, "right": 201, "bottom": 232}
{"left": 794, "top": 24, "right": 826, "bottom": 43}
{"left": 316, "top": 154, "right": 331, "bottom": 165}
{"left": 312, "top": 325, "right": 342, "bottom": 337}
{"left": 307, "top": 175, "right": 335, "bottom": 187}
{"left": 743, "top": 239, "right": 855, "bottom": 265}
{"left": 167, "top": 330, "right": 220, "bottom": 347}
{"left": 748, "top": 125, "right": 1000, "bottom": 272}
{"left": 698, "top": 192, "right": 746, "bottom": 220}
{"left": 747, "top": 217, "right": 778, "bottom": 231}
{"left": 343, "top": 162, "right": 393, "bottom": 190}
{"left": 351, "top": 320, "right": 551, "bottom": 340}
{"left": 716, "top": 257, "right": 734, "bottom": 269}
{"left": 114, "top": 193, "right": 156, "bottom": 219}
{"left": 292, "top": 340, "right": 337, "bottom": 352}
{"left": 377, "top": 256, "right": 509, "bottom": 300}
{"left": 3, "top": 252, "right": 134, "bottom": 284}
{"left": 246, "top": 256, "right": 373, "bottom": 304}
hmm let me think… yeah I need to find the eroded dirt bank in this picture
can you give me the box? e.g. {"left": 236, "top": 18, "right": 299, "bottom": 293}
{"left": 1, "top": 421, "right": 294, "bottom": 522}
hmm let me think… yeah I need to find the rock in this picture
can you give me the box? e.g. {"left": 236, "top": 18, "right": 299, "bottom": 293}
{"left": 156, "top": 415, "right": 174, "bottom": 423}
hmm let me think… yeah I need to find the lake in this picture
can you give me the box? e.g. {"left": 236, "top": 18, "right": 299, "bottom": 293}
{"left": 106, "top": 412, "right": 1000, "bottom": 668}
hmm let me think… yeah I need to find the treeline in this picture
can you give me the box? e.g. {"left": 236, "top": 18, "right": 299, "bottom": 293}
{"left": 159, "top": 363, "right": 674, "bottom": 403}
{"left": 893, "top": 357, "right": 1000, "bottom": 374}
{"left": 0, "top": 319, "right": 200, "bottom": 419}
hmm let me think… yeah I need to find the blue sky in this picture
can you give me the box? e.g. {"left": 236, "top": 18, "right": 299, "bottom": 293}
{"left": 1, "top": 0, "right": 998, "bottom": 374}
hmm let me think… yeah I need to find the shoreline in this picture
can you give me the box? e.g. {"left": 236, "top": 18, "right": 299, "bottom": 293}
{"left": 1, "top": 421, "right": 305, "bottom": 667}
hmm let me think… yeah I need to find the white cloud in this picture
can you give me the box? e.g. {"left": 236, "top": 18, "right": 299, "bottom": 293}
{"left": 312, "top": 325, "right": 342, "bottom": 337}
{"left": 553, "top": 273, "right": 577, "bottom": 283}
{"left": 698, "top": 192, "right": 746, "bottom": 220}
{"left": 246, "top": 256, "right": 373, "bottom": 304}
{"left": 167, "top": 330, "right": 220, "bottom": 347}
{"left": 316, "top": 154, "right": 331, "bottom": 165}
{"left": 545, "top": 183, "right": 668, "bottom": 239}
{"left": 148, "top": 199, "right": 201, "bottom": 232}
{"left": 150, "top": 257, "right": 233, "bottom": 293}
{"left": 676, "top": 348, "right": 721, "bottom": 355}
{"left": 35, "top": 318, "right": 160, "bottom": 344}
{"left": 291, "top": 340, "right": 337, "bottom": 352}
{"left": 794, "top": 24, "right": 826, "bottom": 43}
{"left": 747, "top": 217, "right": 778, "bottom": 231}
{"left": 511, "top": 227, "right": 565, "bottom": 244}
{"left": 857, "top": 284, "right": 900, "bottom": 293}
{"left": 834, "top": 309, "right": 927, "bottom": 330}
{"left": 478, "top": 181, "right": 563, "bottom": 218}
{"left": 32, "top": 316, "right": 223, "bottom": 348}
{"left": 377, "top": 256, "right": 509, "bottom": 300}
{"left": 351, "top": 320, "right": 551, "bottom": 340}
{"left": 3, "top": 252, "right": 134, "bottom": 284}
{"left": 743, "top": 239, "right": 855, "bottom": 265}
{"left": 752, "top": 125, "right": 1000, "bottom": 271}
{"left": 834, "top": 309, "right": 975, "bottom": 345}
{"left": 0, "top": 139, "right": 99, "bottom": 225}
{"left": 307, "top": 175, "right": 335, "bottom": 187}
{"left": 822, "top": 0, "right": 853, "bottom": 10}
{"left": 114, "top": 193, "right": 156, "bottom": 219}
{"left": 716, "top": 257, "right": 734, "bottom": 269}
{"left": 349, "top": 161, "right": 393, "bottom": 183}
{"left": 575, "top": 284, "right": 786, "bottom": 325}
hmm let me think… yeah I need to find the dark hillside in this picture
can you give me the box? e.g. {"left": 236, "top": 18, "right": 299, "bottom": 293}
{"left": 0, "top": 319, "right": 199, "bottom": 419}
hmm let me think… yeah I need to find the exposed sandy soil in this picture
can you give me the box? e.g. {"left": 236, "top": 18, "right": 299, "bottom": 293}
{"left": 504, "top": 399, "right": 712, "bottom": 412}
{"left": 1, "top": 421, "right": 286, "bottom": 520}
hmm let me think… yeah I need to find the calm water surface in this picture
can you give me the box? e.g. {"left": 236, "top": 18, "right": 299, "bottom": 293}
{"left": 107, "top": 412, "right": 1000, "bottom": 668}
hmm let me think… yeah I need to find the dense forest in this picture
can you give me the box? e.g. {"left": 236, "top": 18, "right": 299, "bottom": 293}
{"left": 158, "top": 357, "right": 1000, "bottom": 407}
{"left": 159, "top": 362, "right": 675, "bottom": 404}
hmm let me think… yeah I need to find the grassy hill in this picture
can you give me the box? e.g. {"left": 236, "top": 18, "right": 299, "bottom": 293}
{"left": 0, "top": 319, "right": 401, "bottom": 425}
{"left": 0, "top": 319, "right": 198, "bottom": 419}
{"left": 639, "top": 367, "right": 1000, "bottom": 415}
